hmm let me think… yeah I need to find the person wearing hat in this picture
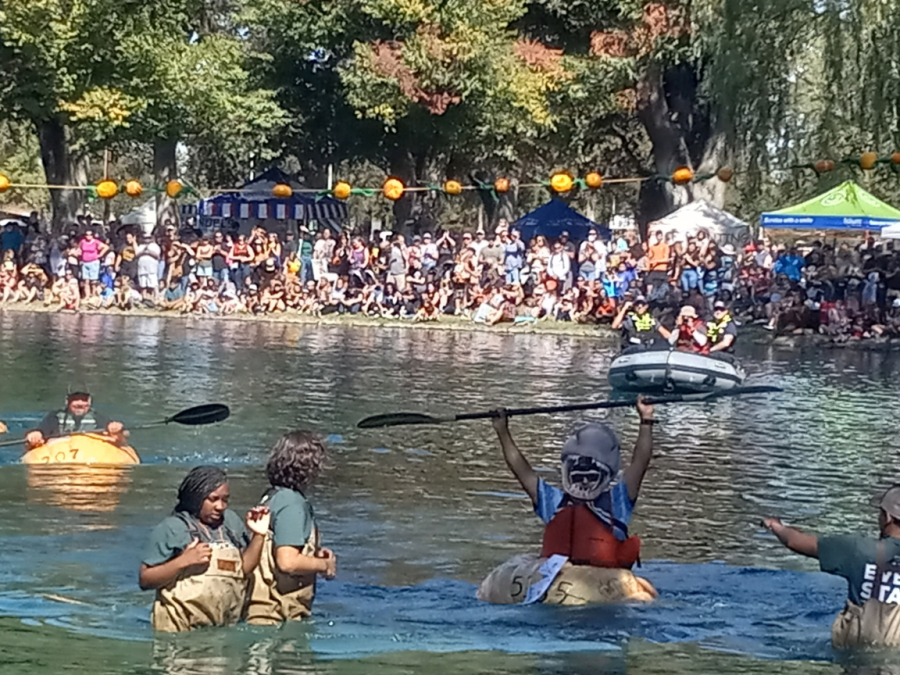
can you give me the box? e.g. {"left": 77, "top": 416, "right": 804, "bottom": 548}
{"left": 763, "top": 485, "right": 900, "bottom": 648}
{"left": 491, "top": 397, "right": 656, "bottom": 570}
{"left": 611, "top": 295, "right": 670, "bottom": 351}
{"left": 669, "top": 305, "right": 709, "bottom": 353}
{"left": 707, "top": 300, "right": 737, "bottom": 354}
{"left": 24, "top": 387, "right": 127, "bottom": 450}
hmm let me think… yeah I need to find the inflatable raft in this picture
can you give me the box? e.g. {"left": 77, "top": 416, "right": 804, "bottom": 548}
{"left": 21, "top": 433, "right": 140, "bottom": 465}
{"left": 608, "top": 349, "right": 745, "bottom": 394}
{"left": 477, "top": 553, "right": 657, "bottom": 605}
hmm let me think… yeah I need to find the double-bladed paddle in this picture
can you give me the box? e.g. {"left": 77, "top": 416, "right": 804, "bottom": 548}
{"left": 356, "top": 385, "right": 782, "bottom": 429}
{"left": 0, "top": 403, "right": 230, "bottom": 448}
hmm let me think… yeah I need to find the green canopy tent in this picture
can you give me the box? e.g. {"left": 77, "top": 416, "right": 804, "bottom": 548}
{"left": 761, "top": 181, "right": 900, "bottom": 232}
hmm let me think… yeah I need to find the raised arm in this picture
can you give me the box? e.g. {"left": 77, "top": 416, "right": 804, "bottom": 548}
{"left": 762, "top": 518, "right": 819, "bottom": 558}
{"left": 491, "top": 409, "right": 538, "bottom": 506}
{"left": 623, "top": 396, "right": 654, "bottom": 502}
{"left": 612, "top": 301, "right": 632, "bottom": 329}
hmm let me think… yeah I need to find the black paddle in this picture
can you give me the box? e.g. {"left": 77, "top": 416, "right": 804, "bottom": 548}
{"left": 356, "top": 385, "right": 782, "bottom": 429}
{"left": 0, "top": 403, "right": 230, "bottom": 448}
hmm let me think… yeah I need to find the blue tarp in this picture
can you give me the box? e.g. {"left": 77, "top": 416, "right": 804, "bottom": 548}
{"left": 513, "top": 199, "right": 608, "bottom": 243}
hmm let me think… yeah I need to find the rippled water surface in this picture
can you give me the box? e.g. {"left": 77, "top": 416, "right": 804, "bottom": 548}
{"left": 1, "top": 312, "right": 900, "bottom": 674}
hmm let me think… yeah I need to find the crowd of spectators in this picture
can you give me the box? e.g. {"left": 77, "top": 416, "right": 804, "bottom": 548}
{"left": 2, "top": 210, "right": 900, "bottom": 340}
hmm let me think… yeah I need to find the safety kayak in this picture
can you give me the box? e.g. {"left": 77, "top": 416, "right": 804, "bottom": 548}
{"left": 477, "top": 553, "right": 657, "bottom": 605}
{"left": 21, "top": 433, "right": 140, "bottom": 465}
{"left": 608, "top": 349, "right": 745, "bottom": 394}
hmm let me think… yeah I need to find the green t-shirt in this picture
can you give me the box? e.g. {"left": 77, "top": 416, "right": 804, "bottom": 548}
{"left": 262, "top": 487, "right": 315, "bottom": 548}
{"left": 300, "top": 240, "right": 313, "bottom": 257}
{"left": 819, "top": 533, "right": 900, "bottom": 606}
{"left": 142, "top": 510, "right": 249, "bottom": 567}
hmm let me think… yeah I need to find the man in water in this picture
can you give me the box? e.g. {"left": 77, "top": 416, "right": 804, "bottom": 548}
{"left": 25, "top": 388, "right": 126, "bottom": 450}
{"left": 763, "top": 485, "right": 900, "bottom": 648}
{"left": 611, "top": 296, "right": 670, "bottom": 351}
{"left": 707, "top": 300, "right": 738, "bottom": 354}
{"left": 491, "top": 397, "right": 656, "bottom": 569}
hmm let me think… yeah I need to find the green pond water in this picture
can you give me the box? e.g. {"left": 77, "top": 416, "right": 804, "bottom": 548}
{"left": 1, "top": 312, "right": 899, "bottom": 674}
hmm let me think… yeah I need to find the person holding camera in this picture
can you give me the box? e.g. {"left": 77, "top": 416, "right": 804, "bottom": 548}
{"left": 669, "top": 305, "right": 709, "bottom": 353}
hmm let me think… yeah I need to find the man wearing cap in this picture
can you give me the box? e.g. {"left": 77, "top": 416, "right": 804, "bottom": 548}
{"left": 25, "top": 389, "right": 126, "bottom": 450}
{"left": 420, "top": 233, "right": 439, "bottom": 275}
{"left": 764, "top": 486, "right": 900, "bottom": 648}
{"left": 612, "top": 296, "right": 670, "bottom": 351}
{"left": 491, "top": 397, "right": 656, "bottom": 569}
{"left": 669, "top": 305, "right": 709, "bottom": 353}
{"left": 707, "top": 301, "right": 737, "bottom": 354}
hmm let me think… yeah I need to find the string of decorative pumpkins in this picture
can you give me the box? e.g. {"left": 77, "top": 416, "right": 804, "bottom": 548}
{"left": 0, "top": 152, "right": 897, "bottom": 202}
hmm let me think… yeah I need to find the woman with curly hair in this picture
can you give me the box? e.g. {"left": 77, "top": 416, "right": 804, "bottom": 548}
{"left": 245, "top": 431, "right": 335, "bottom": 625}
{"left": 138, "top": 466, "right": 270, "bottom": 632}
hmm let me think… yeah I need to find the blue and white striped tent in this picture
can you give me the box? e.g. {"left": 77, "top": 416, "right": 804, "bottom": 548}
{"left": 195, "top": 168, "right": 347, "bottom": 231}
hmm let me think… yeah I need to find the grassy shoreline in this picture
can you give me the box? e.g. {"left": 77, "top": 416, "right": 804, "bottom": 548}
{"left": 0, "top": 302, "right": 618, "bottom": 338}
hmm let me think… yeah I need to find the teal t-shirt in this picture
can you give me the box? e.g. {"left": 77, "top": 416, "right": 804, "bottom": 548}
{"left": 262, "top": 487, "right": 315, "bottom": 548}
{"left": 300, "top": 240, "right": 313, "bottom": 257}
{"left": 142, "top": 510, "right": 249, "bottom": 567}
{"left": 819, "top": 534, "right": 900, "bottom": 606}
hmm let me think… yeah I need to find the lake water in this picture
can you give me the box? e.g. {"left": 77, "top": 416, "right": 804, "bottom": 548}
{"left": 1, "top": 312, "right": 899, "bottom": 674}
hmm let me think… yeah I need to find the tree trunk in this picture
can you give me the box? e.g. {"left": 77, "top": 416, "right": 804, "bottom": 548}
{"left": 37, "top": 118, "right": 86, "bottom": 234}
{"left": 636, "top": 63, "right": 731, "bottom": 232}
{"left": 154, "top": 137, "right": 179, "bottom": 234}
{"left": 389, "top": 149, "right": 421, "bottom": 236}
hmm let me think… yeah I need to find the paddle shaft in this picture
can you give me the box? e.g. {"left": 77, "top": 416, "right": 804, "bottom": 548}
{"left": 452, "top": 394, "right": 685, "bottom": 422}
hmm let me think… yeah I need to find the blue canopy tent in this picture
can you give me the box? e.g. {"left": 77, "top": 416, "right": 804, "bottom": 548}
{"left": 513, "top": 199, "right": 608, "bottom": 243}
{"left": 196, "top": 168, "right": 347, "bottom": 232}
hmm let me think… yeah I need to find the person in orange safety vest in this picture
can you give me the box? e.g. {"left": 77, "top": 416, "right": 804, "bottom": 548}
{"left": 491, "top": 397, "right": 656, "bottom": 570}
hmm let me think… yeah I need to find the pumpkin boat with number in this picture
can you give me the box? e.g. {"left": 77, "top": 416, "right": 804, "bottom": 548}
{"left": 477, "top": 552, "right": 657, "bottom": 605}
{"left": 21, "top": 433, "right": 140, "bottom": 466}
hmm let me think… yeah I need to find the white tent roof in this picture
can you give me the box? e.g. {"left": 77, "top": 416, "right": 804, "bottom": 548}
{"left": 648, "top": 200, "right": 750, "bottom": 247}
{"left": 881, "top": 223, "right": 900, "bottom": 240}
{"left": 120, "top": 199, "right": 157, "bottom": 234}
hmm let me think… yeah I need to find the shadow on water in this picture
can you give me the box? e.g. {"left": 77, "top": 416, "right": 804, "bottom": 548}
{"left": 2, "top": 312, "right": 900, "bottom": 673}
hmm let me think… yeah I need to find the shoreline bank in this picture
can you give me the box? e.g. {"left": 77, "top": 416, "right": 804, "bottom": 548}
{"left": 3, "top": 304, "right": 900, "bottom": 351}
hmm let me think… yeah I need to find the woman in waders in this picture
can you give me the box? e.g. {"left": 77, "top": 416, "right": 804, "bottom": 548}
{"left": 139, "top": 466, "right": 271, "bottom": 632}
{"left": 245, "top": 431, "right": 336, "bottom": 625}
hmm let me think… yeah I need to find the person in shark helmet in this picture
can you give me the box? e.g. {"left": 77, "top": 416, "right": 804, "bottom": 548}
{"left": 476, "top": 397, "right": 659, "bottom": 605}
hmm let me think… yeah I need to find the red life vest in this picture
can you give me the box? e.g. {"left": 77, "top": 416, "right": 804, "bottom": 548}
{"left": 540, "top": 503, "right": 641, "bottom": 569}
{"left": 675, "top": 318, "right": 710, "bottom": 354}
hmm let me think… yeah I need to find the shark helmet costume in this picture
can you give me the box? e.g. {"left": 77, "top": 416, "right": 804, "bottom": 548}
{"left": 541, "top": 422, "right": 642, "bottom": 569}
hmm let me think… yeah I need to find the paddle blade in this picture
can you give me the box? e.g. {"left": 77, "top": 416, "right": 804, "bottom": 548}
{"left": 168, "top": 404, "right": 230, "bottom": 426}
{"left": 357, "top": 413, "right": 447, "bottom": 429}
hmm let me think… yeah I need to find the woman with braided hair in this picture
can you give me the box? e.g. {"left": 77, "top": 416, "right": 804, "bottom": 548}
{"left": 139, "top": 466, "right": 270, "bottom": 632}
{"left": 245, "top": 431, "right": 335, "bottom": 625}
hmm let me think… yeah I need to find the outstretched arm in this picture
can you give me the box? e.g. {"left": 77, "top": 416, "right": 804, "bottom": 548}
{"left": 492, "top": 410, "right": 538, "bottom": 506}
{"left": 623, "top": 396, "right": 654, "bottom": 502}
{"left": 763, "top": 518, "right": 819, "bottom": 558}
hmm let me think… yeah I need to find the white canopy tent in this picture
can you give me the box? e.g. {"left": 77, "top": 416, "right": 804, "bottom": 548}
{"left": 119, "top": 199, "right": 157, "bottom": 236}
{"left": 647, "top": 200, "right": 751, "bottom": 248}
{"left": 881, "top": 223, "right": 900, "bottom": 239}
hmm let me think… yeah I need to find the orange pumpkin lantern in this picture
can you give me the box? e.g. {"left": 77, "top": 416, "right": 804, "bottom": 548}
{"left": 814, "top": 159, "right": 835, "bottom": 173}
{"left": 716, "top": 167, "right": 734, "bottom": 183}
{"left": 272, "top": 183, "right": 293, "bottom": 199}
{"left": 96, "top": 179, "right": 119, "bottom": 200}
{"left": 125, "top": 180, "right": 143, "bottom": 198}
{"left": 672, "top": 167, "right": 693, "bottom": 185}
{"left": 444, "top": 180, "right": 463, "bottom": 195}
{"left": 0, "top": 174, "right": 10, "bottom": 193}
{"left": 494, "top": 177, "right": 510, "bottom": 194}
{"left": 333, "top": 181, "right": 352, "bottom": 200}
{"left": 165, "top": 180, "right": 183, "bottom": 199}
{"left": 860, "top": 152, "right": 878, "bottom": 170}
{"left": 383, "top": 178, "right": 405, "bottom": 201}
{"left": 550, "top": 172, "right": 574, "bottom": 194}
{"left": 585, "top": 172, "right": 604, "bottom": 189}
{"left": 891, "top": 153, "right": 900, "bottom": 165}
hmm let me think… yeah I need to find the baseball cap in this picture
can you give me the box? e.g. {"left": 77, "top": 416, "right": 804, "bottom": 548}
{"left": 67, "top": 383, "right": 91, "bottom": 398}
{"left": 882, "top": 486, "right": 900, "bottom": 520}
{"left": 561, "top": 423, "right": 621, "bottom": 474}
{"left": 713, "top": 300, "right": 727, "bottom": 310}
{"left": 634, "top": 295, "right": 648, "bottom": 305}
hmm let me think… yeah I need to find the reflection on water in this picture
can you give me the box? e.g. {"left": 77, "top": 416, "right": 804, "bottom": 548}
{"left": 2, "top": 312, "right": 900, "bottom": 674}
{"left": 26, "top": 466, "right": 132, "bottom": 515}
